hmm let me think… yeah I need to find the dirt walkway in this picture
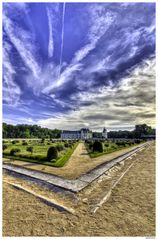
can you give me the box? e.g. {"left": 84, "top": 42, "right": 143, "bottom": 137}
{"left": 3, "top": 142, "right": 155, "bottom": 236}
{"left": 4, "top": 142, "right": 146, "bottom": 179}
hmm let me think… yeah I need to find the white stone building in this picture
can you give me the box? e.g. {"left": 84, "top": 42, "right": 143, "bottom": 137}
{"left": 61, "top": 128, "right": 107, "bottom": 140}
{"left": 61, "top": 128, "right": 92, "bottom": 140}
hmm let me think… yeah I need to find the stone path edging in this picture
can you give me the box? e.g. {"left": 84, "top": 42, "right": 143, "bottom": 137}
{"left": 3, "top": 143, "right": 148, "bottom": 193}
{"left": 4, "top": 180, "right": 75, "bottom": 214}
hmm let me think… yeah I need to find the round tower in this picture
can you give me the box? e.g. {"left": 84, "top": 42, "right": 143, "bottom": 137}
{"left": 102, "top": 127, "right": 107, "bottom": 139}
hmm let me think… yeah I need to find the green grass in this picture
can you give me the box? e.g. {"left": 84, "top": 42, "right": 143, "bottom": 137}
{"left": 3, "top": 140, "right": 79, "bottom": 167}
{"left": 51, "top": 142, "right": 79, "bottom": 167}
{"left": 86, "top": 141, "right": 140, "bottom": 158}
{"left": 89, "top": 145, "right": 133, "bottom": 158}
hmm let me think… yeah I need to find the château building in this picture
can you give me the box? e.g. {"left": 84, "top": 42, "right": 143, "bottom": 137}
{"left": 61, "top": 128, "right": 107, "bottom": 140}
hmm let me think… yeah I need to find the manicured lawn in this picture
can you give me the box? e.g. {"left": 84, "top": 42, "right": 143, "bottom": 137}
{"left": 3, "top": 140, "right": 79, "bottom": 167}
{"left": 85, "top": 140, "right": 144, "bottom": 158}
{"left": 51, "top": 142, "right": 79, "bottom": 167}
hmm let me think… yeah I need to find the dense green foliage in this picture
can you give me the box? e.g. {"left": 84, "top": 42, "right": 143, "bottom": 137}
{"left": 10, "top": 148, "right": 21, "bottom": 156}
{"left": 26, "top": 146, "right": 33, "bottom": 154}
{"left": 3, "top": 123, "right": 155, "bottom": 140}
{"left": 47, "top": 146, "right": 58, "bottom": 161}
{"left": 3, "top": 123, "right": 61, "bottom": 139}
{"left": 3, "top": 139, "right": 78, "bottom": 167}
{"left": 12, "top": 140, "right": 17, "bottom": 144}
{"left": 85, "top": 139, "right": 145, "bottom": 158}
{"left": 64, "top": 143, "right": 69, "bottom": 148}
{"left": 93, "top": 141, "right": 103, "bottom": 152}
{"left": 52, "top": 143, "right": 78, "bottom": 167}
{"left": 41, "top": 138, "right": 45, "bottom": 143}
{"left": 3, "top": 145, "right": 8, "bottom": 150}
{"left": 56, "top": 144, "right": 64, "bottom": 151}
{"left": 22, "top": 141, "right": 28, "bottom": 146}
{"left": 133, "top": 124, "right": 155, "bottom": 138}
{"left": 107, "top": 124, "right": 155, "bottom": 139}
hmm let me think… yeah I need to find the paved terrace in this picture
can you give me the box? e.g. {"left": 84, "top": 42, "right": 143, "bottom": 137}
{"left": 3, "top": 143, "right": 148, "bottom": 193}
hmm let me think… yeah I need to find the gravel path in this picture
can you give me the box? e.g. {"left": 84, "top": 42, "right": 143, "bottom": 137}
{"left": 4, "top": 142, "right": 148, "bottom": 179}
{"left": 3, "top": 142, "right": 155, "bottom": 236}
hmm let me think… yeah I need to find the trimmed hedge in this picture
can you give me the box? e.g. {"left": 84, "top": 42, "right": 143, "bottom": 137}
{"left": 12, "top": 140, "right": 16, "bottom": 145}
{"left": 10, "top": 148, "right": 21, "bottom": 156}
{"left": 64, "top": 143, "right": 69, "bottom": 148}
{"left": 26, "top": 146, "right": 33, "bottom": 154}
{"left": 56, "top": 144, "right": 64, "bottom": 151}
{"left": 47, "top": 146, "right": 58, "bottom": 161}
{"left": 93, "top": 141, "right": 103, "bottom": 153}
{"left": 3, "top": 144, "right": 8, "bottom": 150}
{"left": 41, "top": 138, "right": 45, "bottom": 143}
{"left": 22, "top": 142, "right": 28, "bottom": 146}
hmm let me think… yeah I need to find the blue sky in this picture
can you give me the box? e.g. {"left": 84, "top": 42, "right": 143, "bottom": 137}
{"left": 3, "top": 2, "right": 155, "bottom": 131}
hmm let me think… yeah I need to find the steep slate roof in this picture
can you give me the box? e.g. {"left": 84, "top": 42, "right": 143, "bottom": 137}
{"left": 62, "top": 130, "right": 81, "bottom": 134}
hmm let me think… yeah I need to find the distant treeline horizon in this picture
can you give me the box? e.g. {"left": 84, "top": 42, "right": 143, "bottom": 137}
{"left": 3, "top": 122, "right": 155, "bottom": 139}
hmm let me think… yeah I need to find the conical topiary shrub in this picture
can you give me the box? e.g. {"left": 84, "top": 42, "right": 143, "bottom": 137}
{"left": 47, "top": 146, "right": 58, "bottom": 161}
{"left": 93, "top": 141, "right": 103, "bottom": 153}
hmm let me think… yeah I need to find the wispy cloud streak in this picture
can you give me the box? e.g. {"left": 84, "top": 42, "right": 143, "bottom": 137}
{"left": 47, "top": 7, "right": 54, "bottom": 58}
{"left": 3, "top": 41, "right": 21, "bottom": 106}
{"left": 3, "top": 14, "right": 41, "bottom": 79}
{"left": 59, "top": 2, "right": 66, "bottom": 77}
{"left": 72, "top": 8, "right": 115, "bottom": 63}
{"left": 39, "top": 58, "right": 156, "bottom": 130}
{"left": 3, "top": 2, "right": 155, "bottom": 130}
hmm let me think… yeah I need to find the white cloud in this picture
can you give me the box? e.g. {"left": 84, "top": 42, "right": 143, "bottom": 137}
{"left": 43, "top": 62, "right": 82, "bottom": 94}
{"left": 3, "top": 115, "right": 36, "bottom": 126}
{"left": 43, "top": 2, "right": 154, "bottom": 94}
{"left": 3, "top": 2, "right": 155, "bottom": 127}
{"left": 59, "top": 2, "right": 66, "bottom": 76}
{"left": 72, "top": 5, "right": 116, "bottom": 64}
{"left": 3, "top": 14, "right": 41, "bottom": 79}
{"left": 38, "top": 58, "right": 155, "bottom": 131}
{"left": 3, "top": 10, "right": 57, "bottom": 96}
{"left": 88, "top": 6, "right": 115, "bottom": 42}
{"left": 47, "top": 7, "right": 54, "bottom": 58}
{"left": 3, "top": 42, "right": 21, "bottom": 106}
{"left": 43, "top": 4, "right": 116, "bottom": 93}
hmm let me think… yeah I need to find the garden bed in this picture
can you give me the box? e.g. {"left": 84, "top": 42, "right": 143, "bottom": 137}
{"left": 85, "top": 140, "right": 145, "bottom": 158}
{"left": 3, "top": 140, "right": 79, "bottom": 167}
{"left": 3, "top": 142, "right": 147, "bottom": 179}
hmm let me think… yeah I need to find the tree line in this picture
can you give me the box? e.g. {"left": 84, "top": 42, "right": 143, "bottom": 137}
{"left": 3, "top": 123, "right": 155, "bottom": 139}
{"left": 107, "top": 124, "right": 155, "bottom": 139}
{"left": 3, "top": 123, "right": 61, "bottom": 139}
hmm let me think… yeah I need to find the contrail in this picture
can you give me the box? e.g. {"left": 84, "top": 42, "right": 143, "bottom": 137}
{"left": 59, "top": 2, "right": 66, "bottom": 77}
{"left": 47, "top": 7, "right": 54, "bottom": 58}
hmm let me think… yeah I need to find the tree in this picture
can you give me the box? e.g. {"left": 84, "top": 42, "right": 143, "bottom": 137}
{"left": 24, "top": 129, "right": 30, "bottom": 138}
{"left": 133, "top": 124, "right": 153, "bottom": 138}
{"left": 64, "top": 143, "right": 69, "bottom": 148}
{"left": 108, "top": 130, "right": 133, "bottom": 139}
{"left": 26, "top": 146, "right": 33, "bottom": 154}
{"left": 47, "top": 146, "right": 58, "bottom": 161}
{"left": 10, "top": 148, "right": 20, "bottom": 156}
{"left": 93, "top": 141, "right": 103, "bottom": 152}
{"left": 2, "top": 123, "right": 61, "bottom": 139}
{"left": 41, "top": 138, "right": 45, "bottom": 143}
{"left": 56, "top": 144, "right": 64, "bottom": 151}
{"left": 12, "top": 140, "right": 16, "bottom": 144}
{"left": 3, "top": 145, "right": 8, "bottom": 151}
{"left": 22, "top": 141, "right": 28, "bottom": 146}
